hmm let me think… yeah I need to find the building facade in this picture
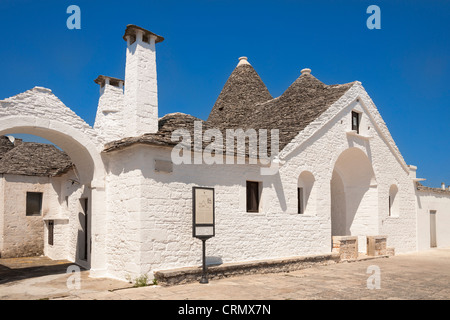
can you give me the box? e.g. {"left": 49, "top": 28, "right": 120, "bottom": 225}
{"left": 0, "top": 25, "right": 448, "bottom": 281}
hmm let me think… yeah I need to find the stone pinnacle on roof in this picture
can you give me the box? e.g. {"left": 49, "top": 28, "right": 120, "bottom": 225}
{"left": 301, "top": 68, "right": 312, "bottom": 75}
{"left": 237, "top": 56, "right": 251, "bottom": 67}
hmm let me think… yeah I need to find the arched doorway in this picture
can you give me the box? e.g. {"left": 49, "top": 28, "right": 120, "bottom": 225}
{"left": 0, "top": 87, "right": 107, "bottom": 276}
{"left": 330, "top": 147, "right": 378, "bottom": 253}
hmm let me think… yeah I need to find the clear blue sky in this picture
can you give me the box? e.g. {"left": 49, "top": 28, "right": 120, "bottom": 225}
{"left": 0, "top": 0, "right": 449, "bottom": 188}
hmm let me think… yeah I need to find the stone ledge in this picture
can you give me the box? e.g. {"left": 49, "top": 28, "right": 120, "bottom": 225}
{"left": 154, "top": 253, "right": 341, "bottom": 286}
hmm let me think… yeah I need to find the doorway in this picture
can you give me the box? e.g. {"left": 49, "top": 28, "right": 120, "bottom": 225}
{"left": 430, "top": 210, "right": 437, "bottom": 248}
{"left": 78, "top": 198, "right": 89, "bottom": 262}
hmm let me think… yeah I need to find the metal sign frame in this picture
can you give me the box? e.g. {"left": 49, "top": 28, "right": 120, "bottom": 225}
{"left": 192, "top": 186, "right": 215, "bottom": 239}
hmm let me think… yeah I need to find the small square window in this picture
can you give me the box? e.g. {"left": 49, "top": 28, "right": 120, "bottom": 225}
{"left": 26, "top": 192, "right": 43, "bottom": 216}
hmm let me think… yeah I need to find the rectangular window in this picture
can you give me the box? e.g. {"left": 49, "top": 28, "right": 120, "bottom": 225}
{"left": 26, "top": 192, "right": 43, "bottom": 216}
{"left": 80, "top": 198, "right": 89, "bottom": 261}
{"left": 48, "top": 220, "right": 54, "bottom": 246}
{"left": 430, "top": 210, "right": 437, "bottom": 248}
{"left": 246, "top": 181, "right": 260, "bottom": 213}
{"left": 352, "top": 111, "right": 360, "bottom": 134}
{"left": 298, "top": 187, "right": 304, "bottom": 214}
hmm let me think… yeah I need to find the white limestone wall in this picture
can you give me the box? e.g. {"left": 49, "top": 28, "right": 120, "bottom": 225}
{"left": 104, "top": 145, "right": 332, "bottom": 280}
{"left": 43, "top": 170, "right": 88, "bottom": 266}
{"left": 280, "top": 92, "right": 417, "bottom": 254}
{"left": 416, "top": 190, "right": 450, "bottom": 250}
{"left": 103, "top": 83, "right": 418, "bottom": 280}
{"left": 0, "top": 174, "right": 59, "bottom": 258}
{"left": 104, "top": 145, "right": 146, "bottom": 280}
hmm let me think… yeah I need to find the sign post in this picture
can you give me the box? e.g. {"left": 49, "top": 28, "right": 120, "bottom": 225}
{"left": 192, "top": 187, "right": 215, "bottom": 284}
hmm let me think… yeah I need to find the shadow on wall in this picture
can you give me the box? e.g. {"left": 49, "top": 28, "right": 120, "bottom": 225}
{"left": 206, "top": 256, "right": 223, "bottom": 266}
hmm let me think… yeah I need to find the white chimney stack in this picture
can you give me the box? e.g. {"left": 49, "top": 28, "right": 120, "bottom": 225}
{"left": 93, "top": 75, "right": 125, "bottom": 141}
{"left": 123, "top": 25, "right": 164, "bottom": 136}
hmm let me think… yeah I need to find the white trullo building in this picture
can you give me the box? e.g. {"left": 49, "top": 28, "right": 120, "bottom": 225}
{"left": 0, "top": 25, "right": 449, "bottom": 281}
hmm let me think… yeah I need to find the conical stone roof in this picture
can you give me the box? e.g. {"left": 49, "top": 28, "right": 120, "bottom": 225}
{"left": 207, "top": 57, "right": 273, "bottom": 129}
{"left": 104, "top": 62, "right": 355, "bottom": 157}
{"left": 243, "top": 72, "right": 355, "bottom": 150}
{"left": 0, "top": 140, "right": 73, "bottom": 177}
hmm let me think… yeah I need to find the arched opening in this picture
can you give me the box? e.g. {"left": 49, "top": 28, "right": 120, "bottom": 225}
{"left": 0, "top": 122, "right": 105, "bottom": 273}
{"left": 330, "top": 147, "right": 378, "bottom": 252}
{"left": 297, "top": 171, "right": 315, "bottom": 214}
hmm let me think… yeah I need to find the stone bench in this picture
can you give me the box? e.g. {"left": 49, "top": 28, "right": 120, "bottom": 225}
{"left": 332, "top": 236, "right": 358, "bottom": 260}
{"left": 154, "top": 253, "right": 340, "bottom": 286}
{"left": 366, "top": 235, "right": 388, "bottom": 256}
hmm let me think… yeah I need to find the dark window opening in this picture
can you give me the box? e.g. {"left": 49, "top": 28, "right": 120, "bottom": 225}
{"left": 298, "top": 187, "right": 304, "bottom": 214}
{"left": 246, "top": 181, "right": 260, "bottom": 213}
{"left": 48, "top": 220, "right": 54, "bottom": 246}
{"left": 26, "top": 192, "right": 43, "bottom": 216}
{"left": 80, "top": 198, "right": 89, "bottom": 261}
{"left": 352, "top": 111, "right": 360, "bottom": 134}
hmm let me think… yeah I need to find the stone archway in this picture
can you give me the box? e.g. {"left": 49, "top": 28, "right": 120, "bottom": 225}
{"left": 0, "top": 87, "right": 107, "bottom": 277}
{"left": 330, "top": 147, "right": 378, "bottom": 253}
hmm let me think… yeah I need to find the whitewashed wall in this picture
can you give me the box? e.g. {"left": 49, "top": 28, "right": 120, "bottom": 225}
{"left": 43, "top": 169, "right": 88, "bottom": 268}
{"left": 416, "top": 189, "right": 450, "bottom": 250}
{"left": 0, "top": 174, "right": 58, "bottom": 258}
{"left": 102, "top": 84, "right": 418, "bottom": 280}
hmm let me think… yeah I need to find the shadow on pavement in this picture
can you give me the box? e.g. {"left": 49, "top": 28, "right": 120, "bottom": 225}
{"left": 0, "top": 257, "right": 83, "bottom": 285}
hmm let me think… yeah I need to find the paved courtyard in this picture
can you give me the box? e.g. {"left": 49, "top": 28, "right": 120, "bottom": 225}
{"left": 1, "top": 248, "right": 449, "bottom": 300}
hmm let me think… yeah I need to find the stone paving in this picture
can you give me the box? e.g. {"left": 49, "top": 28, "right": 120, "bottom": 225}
{"left": 1, "top": 248, "right": 449, "bottom": 300}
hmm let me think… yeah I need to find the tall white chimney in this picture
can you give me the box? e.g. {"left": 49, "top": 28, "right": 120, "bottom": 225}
{"left": 123, "top": 25, "right": 164, "bottom": 136}
{"left": 93, "top": 75, "right": 125, "bottom": 141}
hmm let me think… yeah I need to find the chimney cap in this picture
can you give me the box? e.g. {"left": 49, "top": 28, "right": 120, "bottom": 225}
{"left": 301, "top": 68, "right": 312, "bottom": 75}
{"left": 123, "top": 24, "right": 164, "bottom": 43}
{"left": 94, "top": 75, "right": 124, "bottom": 87}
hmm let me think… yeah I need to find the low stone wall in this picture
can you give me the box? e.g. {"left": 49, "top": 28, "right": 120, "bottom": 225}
{"left": 154, "top": 253, "right": 341, "bottom": 286}
{"left": 332, "top": 236, "right": 358, "bottom": 260}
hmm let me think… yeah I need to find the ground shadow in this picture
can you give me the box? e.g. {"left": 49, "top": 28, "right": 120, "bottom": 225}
{"left": 0, "top": 258, "right": 85, "bottom": 285}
